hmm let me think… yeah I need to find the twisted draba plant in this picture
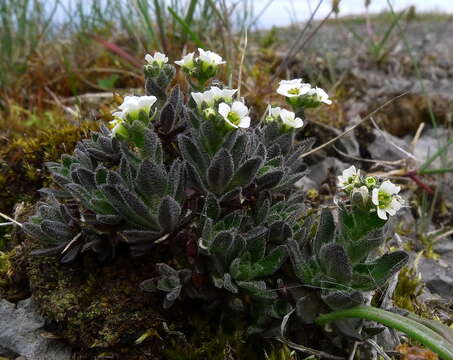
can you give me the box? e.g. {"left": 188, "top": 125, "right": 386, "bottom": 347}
{"left": 24, "top": 50, "right": 409, "bottom": 350}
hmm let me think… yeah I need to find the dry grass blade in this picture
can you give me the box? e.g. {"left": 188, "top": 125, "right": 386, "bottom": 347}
{"left": 0, "top": 211, "right": 22, "bottom": 228}
{"left": 300, "top": 91, "right": 410, "bottom": 159}
{"left": 237, "top": 28, "right": 248, "bottom": 97}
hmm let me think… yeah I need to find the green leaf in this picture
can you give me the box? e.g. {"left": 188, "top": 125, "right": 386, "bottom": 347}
{"left": 178, "top": 135, "right": 208, "bottom": 176}
{"left": 245, "top": 227, "right": 268, "bottom": 262}
{"left": 207, "top": 148, "right": 234, "bottom": 194}
{"left": 204, "top": 194, "right": 220, "bottom": 220}
{"left": 237, "top": 280, "right": 277, "bottom": 300}
{"left": 158, "top": 196, "right": 181, "bottom": 233}
{"left": 352, "top": 251, "right": 409, "bottom": 291}
{"left": 136, "top": 159, "right": 167, "bottom": 203}
{"left": 313, "top": 208, "right": 335, "bottom": 259}
{"left": 254, "top": 245, "right": 287, "bottom": 278}
{"left": 230, "top": 256, "right": 254, "bottom": 281}
{"left": 228, "top": 157, "right": 262, "bottom": 190}
{"left": 319, "top": 243, "right": 352, "bottom": 285}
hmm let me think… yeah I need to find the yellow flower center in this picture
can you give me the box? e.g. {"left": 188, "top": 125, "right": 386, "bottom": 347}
{"left": 378, "top": 191, "right": 392, "bottom": 209}
{"left": 227, "top": 111, "right": 241, "bottom": 125}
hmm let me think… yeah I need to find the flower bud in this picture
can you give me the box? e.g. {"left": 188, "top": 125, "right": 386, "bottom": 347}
{"left": 365, "top": 176, "right": 377, "bottom": 189}
{"left": 351, "top": 186, "right": 370, "bottom": 208}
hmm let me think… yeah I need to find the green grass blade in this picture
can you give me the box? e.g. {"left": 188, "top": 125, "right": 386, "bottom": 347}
{"left": 181, "top": 0, "right": 198, "bottom": 43}
{"left": 419, "top": 138, "right": 453, "bottom": 172}
{"left": 167, "top": 6, "right": 204, "bottom": 48}
{"left": 135, "top": 0, "right": 158, "bottom": 50}
{"left": 153, "top": 0, "right": 168, "bottom": 52}
{"left": 375, "top": 8, "right": 406, "bottom": 60}
{"left": 316, "top": 306, "right": 453, "bottom": 360}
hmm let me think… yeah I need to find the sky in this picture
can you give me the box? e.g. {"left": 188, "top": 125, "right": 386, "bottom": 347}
{"left": 47, "top": 0, "right": 453, "bottom": 29}
{"left": 252, "top": 0, "right": 453, "bottom": 27}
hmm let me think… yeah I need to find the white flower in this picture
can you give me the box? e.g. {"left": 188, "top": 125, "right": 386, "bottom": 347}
{"left": 209, "top": 86, "right": 236, "bottom": 102}
{"left": 338, "top": 165, "right": 361, "bottom": 190}
{"left": 175, "top": 52, "right": 195, "bottom": 69}
{"left": 307, "top": 87, "right": 332, "bottom": 105}
{"left": 191, "top": 90, "right": 215, "bottom": 108}
{"left": 277, "top": 79, "right": 311, "bottom": 98}
{"left": 279, "top": 109, "right": 304, "bottom": 128}
{"left": 191, "top": 87, "right": 237, "bottom": 108}
{"left": 218, "top": 101, "right": 250, "bottom": 129}
{"left": 198, "top": 48, "right": 226, "bottom": 66}
{"left": 371, "top": 180, "right": 403, "bottom": 220}
{"left": 113, "top": 95, "right": 157, "bottom": 120}
{"left": 145, "top": 52, "right": 168, "bottom": 66}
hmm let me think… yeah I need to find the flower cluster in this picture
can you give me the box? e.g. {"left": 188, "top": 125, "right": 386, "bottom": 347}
{"left": 266, "top": 106, "right": 304, "bottom": 129}
{"left": 175, "top": 48, "right": 226, "bottom": 85}
{"left": 338, "top": 166, "right": 404, "bottom": 220}
{"left": 110, "top": 95, "right": 157, "bottom": 136}
{"left": 277, "top": 78, "right": 332, "bottom": 110}
{"left": 191, "top": 86, "right": 237, "bottom": 109}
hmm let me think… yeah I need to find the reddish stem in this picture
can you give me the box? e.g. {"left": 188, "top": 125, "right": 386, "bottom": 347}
{"left": 404, "top": 171, "right": 434, "bottom": 194}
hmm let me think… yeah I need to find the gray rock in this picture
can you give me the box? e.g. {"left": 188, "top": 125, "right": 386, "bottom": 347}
{"left": 368, "top": 129, "right": 410, "bottom": 161}
{"left": 418, "top": 257, "right": 453, "bottom": 301}
{"left": 410, "top": 129, "right": 453, "bottom": 167}
{"left": 0, "top": 344, "right": 19, "bottom": 358}
{"left": 435, "top": 237, "right": 453, "bottom": 258}
{"left": 0, "top": 298, "right": 71, "bottom": 360}
{"left": 410, "top": 129, "right": 453, "bottom": 203}
{"left": 297, "top": 156, "right": 349, "bottom": 189}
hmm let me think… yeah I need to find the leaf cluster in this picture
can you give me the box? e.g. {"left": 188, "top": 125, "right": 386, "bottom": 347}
{"left": 24, "top": 60, "right": 408, "bottom": 340}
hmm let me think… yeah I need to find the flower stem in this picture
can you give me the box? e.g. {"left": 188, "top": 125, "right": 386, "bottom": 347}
{"left": 316, "top": 305, "right": 453, "bottom": 360}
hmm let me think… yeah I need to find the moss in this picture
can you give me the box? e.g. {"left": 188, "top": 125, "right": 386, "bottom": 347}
{"left": 393, "top": 266, "right": 424, "bottom": 313}
{"left": 0, "top": 251, "right": 11, "bottom": 287}
{"left": 0, "top": 120, "right": 98, "bottom": 214}
{"left": 25, "top": 248, "right": 277, "bottom": 359}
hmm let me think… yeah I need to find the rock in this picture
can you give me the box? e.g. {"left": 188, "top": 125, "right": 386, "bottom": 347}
{"left": 297, "top": 157, "right": 349, "bottom": 190}
{"left": 435, "top": 237, "right": 453, "bottom": 259}
{"left": 368, "top": 129, "right": 410, "bottom": 161}
{"left": 0, "top": 298, "right": 71, "bottom": 360}
{"left": 410, "top": 128, "right": 453, "bottom": 203}
{"left": 410, "top": 128, "right": 453, "bottom": 167}
{"left": 418, "top": 257, "right": 453, "bottom": 301}
{"left": 0, "top": 344, "right": 19, "bottom": 358}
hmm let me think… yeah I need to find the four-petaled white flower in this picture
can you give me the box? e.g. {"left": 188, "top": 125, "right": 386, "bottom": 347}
{"left": 191, "top": 87, "right": 237, "bottom": 108}
{"left": 372, "top": 180, "right": 403, "bottom": 220}
{"left": 112, "top": 95, "right": 157, "bottom": 120}
{"left": 145, "top": 52, "right": 168, "bottom": 66}
{"left": 337, "top": 165, "right": 361, "bottom": 191}
{"left": 276, "top": 79, "right": 311, "bottom": 98}
{"left": 218, "top": 101, "right": 250, "bottom": 129}
{"left": 198, "top": 48, "right": 226, "bottom": 66}
{"left": 279, "top": 109, "right": 304, "bottom": 128}
{"left": 175, "top": 52, "right": 195, "bottom": 69}
{"left": 307, "top": 87, "right": 332, "bottom": 105}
